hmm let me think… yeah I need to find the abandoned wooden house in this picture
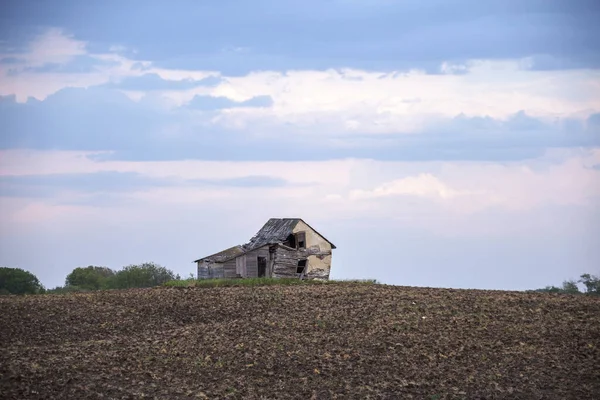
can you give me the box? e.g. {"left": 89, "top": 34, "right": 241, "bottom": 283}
{"left": 194, "top": 218, "right": 336, "bottom": 280}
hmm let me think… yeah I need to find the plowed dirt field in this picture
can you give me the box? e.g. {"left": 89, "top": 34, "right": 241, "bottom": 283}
{"left": 1, "top": 283, "right": 599, "bottom": 399}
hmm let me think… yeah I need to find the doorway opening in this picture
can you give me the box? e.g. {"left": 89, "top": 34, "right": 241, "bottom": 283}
{"left": 257, "top": 256, "right": 267, "bottom": 278}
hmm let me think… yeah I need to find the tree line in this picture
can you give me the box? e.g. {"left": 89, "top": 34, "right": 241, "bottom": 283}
{"left": 533, "top": 273, "right": 600, "bottom": 296}
{"left": 0, "top": 263, "right": 186, "bottom": 295}
{"left": 1, "top": 266, "right": 599, "bottom": 296}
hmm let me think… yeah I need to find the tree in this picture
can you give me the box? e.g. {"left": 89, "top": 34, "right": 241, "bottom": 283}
{"left": 578, "top": 273, "right": 600, "bottom": 295}
{"left": 560, "top": 280, "right": 581, "bottom": 294}
{"left": 0, "top": 267, "right": 45, "bottom": 295}
{"left": 535, "top": 273, "right": 600, "bottom": 296}
{"left": 65, "top": 266, "right": 115, "bottom": 291}
{"left": 111, "top": 262, "right": 176, "bottom": 289}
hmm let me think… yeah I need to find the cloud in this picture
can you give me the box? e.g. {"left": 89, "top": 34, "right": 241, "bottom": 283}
{"left": 1, "top": 83, "right": 597, "bottom": 164}
{"left": 24, "top": 28, "right": 87, "bottom": 67}
{"left": 0, "top": 29, "right": 222, "bottom": 101}
{"left": 349, "top": 174, "right": 476, "bottom": 200}
{"left": 68, "top": 1, "right": 598, "bottom": 74}
{"left": 0, "top": 88, "right": 171, "bottom": 151}
{"left": 187, "top": 94, "right": 273, "bottom": 110}
{"left": 0, "top": 171, "right": 174, "bottom": 198}
{"left": 9, "top": 55, "right": 120, "bottom": 74}
{"left": 0, "top": 57, "right": 26, "bottom": 65}
{"left": 0, "top": 166, "right": 293, "bottom": 206}
{"left": 2, "top": 2, "right": 598, "bottom": 82}
{"left": 2, "top": 148, "right": 599, "bottom": 214}
{"left": 102, "top": 73, "right": 222, "bottom": 91}
{"left": 188, "top": 175, "right": 287, "bottom": 187}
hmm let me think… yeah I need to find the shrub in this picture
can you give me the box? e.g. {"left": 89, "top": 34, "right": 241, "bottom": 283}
{"left": 111, "top": 262, "right": 176, "bottom": 289}
{"left": 65, "top": 266, "right": 115, "bottom": 290}
{"left": 0, "top": 267, "right": 45, "bottom": 295}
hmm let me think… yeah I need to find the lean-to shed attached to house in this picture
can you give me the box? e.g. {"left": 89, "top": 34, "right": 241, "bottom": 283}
{"left": 194, "top": 218, "right": 336, "bottom": 280}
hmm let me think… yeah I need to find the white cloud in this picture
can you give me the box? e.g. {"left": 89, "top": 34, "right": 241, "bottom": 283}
{"left": 0, "top": 29, "right": 219, "bottom": 102}
{"left": 349, "top": 173, "right": 474, "bottom": 200}
{"left": 2, "top": 149, "right": 599, "bottom": 224}
{"left": 2, "top": 28, "right": 599, "bottom": 134}
{"left": 26, "top": 28, "right": 87, "bottom": 66}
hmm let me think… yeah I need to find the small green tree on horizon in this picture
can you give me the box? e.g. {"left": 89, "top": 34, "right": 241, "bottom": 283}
{"left": 536, "top": 273, "right": 599, "bottom": 296}
{"left": 65, "top": 266, "right": 116, "bottom": 291}
{"left": 578, "top": 273, "right": 600, "bottom": 295}
{"left": 111, "top": 262, "right": 177, "bottom": 289}
{"left": 0, "top": 267, "right": 45, "bottom": 295}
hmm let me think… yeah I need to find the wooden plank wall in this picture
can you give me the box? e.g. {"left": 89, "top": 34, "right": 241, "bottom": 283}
{"left": 210, "top": 263, "right": 224, "bottom": 279}
{"left": 272, "top": 246, "right": 302, "bottom": 278}
{"left": 236, "top": 256, "right": 246, "bottom": 278}
{"left": 271, "top": 245, "right": 331, "bottom": 280}
{"left": 198, "top": 263, "right": 210, "bottom": 280}
{"left": 257, "top": 247, "right": 270, "bottom": 259}
{"left": 246, "top": 252, "right": 258, "bottom": 278}
{"left": 197, "top": 261, "right": 225, "bottom": 279}
{"left": 223, "top": 259, "right": 237, "bottom": 278}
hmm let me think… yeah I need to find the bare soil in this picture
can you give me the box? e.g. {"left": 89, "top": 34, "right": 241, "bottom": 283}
{"left": 1, "top": 283, "right": 599, "bottom": 399}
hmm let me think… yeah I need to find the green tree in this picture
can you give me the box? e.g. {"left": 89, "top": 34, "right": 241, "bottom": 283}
{"left": 535, "top": 273, "right": 600, "bottom": 296}
{"left": 111, "top": 262, "right": 176, "bottom": 289}
{"left": 560, "top": 280, "right": 581, "bottom": 294}
{"left": 578, "top": 273, "right": 600, "bottom": 295}
{"left": 65, "top": 266, "right": 115, "bottom": 291}
{"left": 0, "top": 267, "right": 45, "bottom": 295}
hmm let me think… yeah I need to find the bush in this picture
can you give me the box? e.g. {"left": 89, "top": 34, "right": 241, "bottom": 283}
{"left": 0, "top": 267, "right": 45, "bottom": 295}
{"left": 65, "top": 266, "right": 115, "bottom": 291}
{"left": 535, "top": 273, "right": 600, "bottom": 296}
{"left": 579, "top": 274, "right": 600, "bottom": 296}
{"left": 111, "top": 262, "right": 176, "bottom": 289}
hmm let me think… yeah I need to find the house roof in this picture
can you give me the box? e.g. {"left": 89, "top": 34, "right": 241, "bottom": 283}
{"left": 193, "top": 245, "right": 245, "bottom": 263}
{"left": 242, "top": 218, "right": 301, "bottom": 251}
{"left": 243, "top": 218, "right": 337, "bottom": 251}
{"left": 193, "top": 218, "right": 336, "bottom": 263}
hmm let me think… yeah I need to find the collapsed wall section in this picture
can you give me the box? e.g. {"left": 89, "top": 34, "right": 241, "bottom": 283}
{"left": 271, "top": 244, "right": 331, "bottom": 280}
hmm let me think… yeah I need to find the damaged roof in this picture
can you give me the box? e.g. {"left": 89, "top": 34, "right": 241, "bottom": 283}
{"left": 193, "top": 245, "right": 245, "bottom": 263}
{"left": 193, "top": 218, "right": 336, "bottom": 263}
{"left": 242, "top": 218, "right": 301, "bottom": 251}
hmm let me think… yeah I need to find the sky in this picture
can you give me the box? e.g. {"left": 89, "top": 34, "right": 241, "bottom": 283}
{"left": 0, "top": 0, "right": 599, "bottom": 290}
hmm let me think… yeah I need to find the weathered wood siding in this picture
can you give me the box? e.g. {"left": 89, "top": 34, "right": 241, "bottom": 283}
{"left": 197, "top": 261, "right": 225, "bottom": 279}
{"left": 235, "top": 256, "right": 246, "bottom": 278}
{"left": 241, "top": 246, "right": 270, "bottom": 278}
{"left": 223, "top": 259, "right": 237, "bottom": 278}
{"left": 271, "top": 244, "right": 331, "bottom": 280}
{"left": 246, "top": 251, "right": 258, "bottom": 278}
{"left": 272, "top": 246, "right": 301, "bottom": 278}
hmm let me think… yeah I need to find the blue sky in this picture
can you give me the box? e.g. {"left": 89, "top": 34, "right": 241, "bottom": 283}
{"left": 0, "top": 0, "right": 599, "bottom": 289}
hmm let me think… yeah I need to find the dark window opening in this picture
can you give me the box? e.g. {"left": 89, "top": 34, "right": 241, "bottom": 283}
{"left": 297, "top": 259, "right": 307, "bottom": 274}
{"left": 286, "top": 234, "right": 296, "bottom": 248}
{"left": 296, "top": 232, "right": 306, "bottom": 249}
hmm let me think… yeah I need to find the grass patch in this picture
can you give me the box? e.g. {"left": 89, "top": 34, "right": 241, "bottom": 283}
{"left": 164, "top": 277, "right": 378, "bottom": 288}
